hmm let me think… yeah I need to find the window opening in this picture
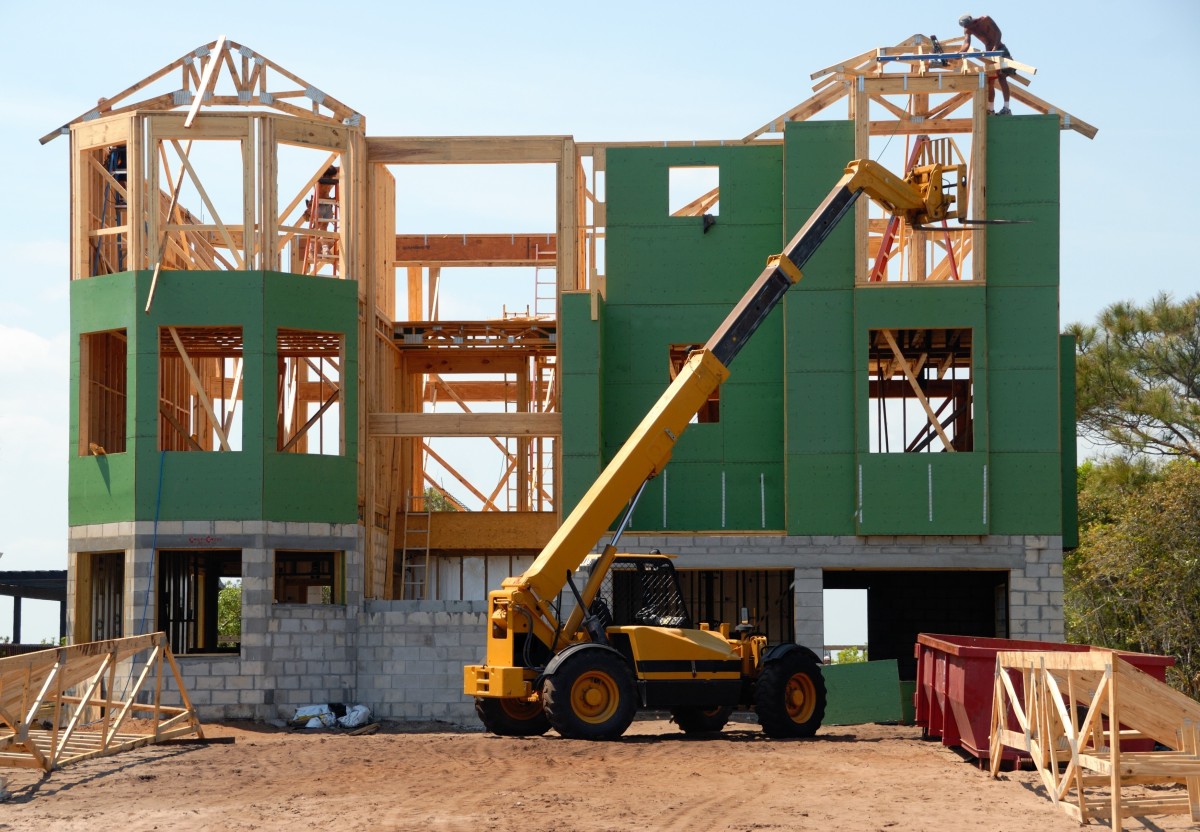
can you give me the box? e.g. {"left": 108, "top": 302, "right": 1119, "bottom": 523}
{"left": 824, "top": 588, "right": 868, "bottom": 663}
{"left": 668, "top": 166, "right": 719, "bottom": 217}
{"left": 80, "top": 329, "right": 127, "bottom": 455}
{"left": 867, "top": 328, "right": 973, "bottom": 452}
{"left": 864, "top": 133, "right": 974, "bottom": 283}
{"left": 275, "top": 551, "right": 344, "bottom": 604}
{"left": 154, "top": 137, "right": 248, "bottom": 272}
{"left": 157, "top": 550, "right": 241, "bottom": 655}
{"left": 275, "top": 143, "right": 343, "bottom": 277}
{"left": 87, "top": 145, "right": 129, "bottom": 276}
{"left": 76, "top": 552, "right": 124, "bottom": 642}
{"left": 669, "top": 344, "right": 719, "bottom": 423}
{"left": 277, "top": 328, "right": 343, "bottom": 455}
{"left": 158, "top": 326, "right": 243, "bottom": 451}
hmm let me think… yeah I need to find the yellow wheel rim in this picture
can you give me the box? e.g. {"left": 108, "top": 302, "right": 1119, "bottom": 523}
{"left": 570, "top": 671, "right": 619, "bottom": 724}
{"left": 785, "top": 672, "right": 817, "bottom": 724}
{"left": 499, "top": 698, "right": 542, "bottom": 722}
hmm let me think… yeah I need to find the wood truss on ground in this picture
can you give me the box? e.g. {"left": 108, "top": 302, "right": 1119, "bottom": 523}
{"left": 0, "top": 633, "right": 203, "bottom": 772}
{"left": 990, "top": 650, "right": 1200, "bottom": 831}
{"left": 52, "top": 34, "right": 1093, "bottom": 600}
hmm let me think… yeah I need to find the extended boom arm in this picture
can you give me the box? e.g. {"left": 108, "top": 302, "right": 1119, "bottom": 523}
{"left": 468, "top": 158, "right": 960, "bottom": 697}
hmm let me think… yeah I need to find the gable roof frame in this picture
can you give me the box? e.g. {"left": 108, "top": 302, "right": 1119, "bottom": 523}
{"left": 742, "top": 33, "right": 1095, "bottom": 142}
{"left": 41, "top": 35, "right": 364, "bottom": 145}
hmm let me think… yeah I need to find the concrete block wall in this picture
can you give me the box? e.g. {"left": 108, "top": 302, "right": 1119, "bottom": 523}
{"left": 68, "top": 522, "right": 1064, "bottom": 725}
{"left": 68, "top": 519, "right": 366, "bottom": 722}
{"left": 1009, "top": 535, "right": 1066, "bottom": 641}
{"left": 355, "top": 600, "right": 488, "bottom": 724}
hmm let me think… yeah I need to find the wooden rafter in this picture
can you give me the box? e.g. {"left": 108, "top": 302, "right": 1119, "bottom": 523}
{"left": 671, "top": 187, "right": 720, "bottom": 218}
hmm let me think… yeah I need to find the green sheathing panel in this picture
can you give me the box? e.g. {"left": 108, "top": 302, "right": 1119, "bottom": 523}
{"left": 262, "top": 273, "right": 358, "bottom": 522}
{"left": 783, "top": 121, "right": 857, "bottom": 534}
{"left": 854, "top": 285, "right": 989, "bottom": 535}
{"left": 986, "top": 116, "right": 1064, "bottom": 533}
{"left": 604, "top": 145, "right": 785, "bottom": 532}
{"left": 560, "top": 291, "right": 603, "bottom": 515}
{"left": 138, "top": 271, "right": 265, "bottom": 521}
{"left": 859, "top": 453, "right": 989, "bottom": 534}
{"left": 69, "top": 274, "right": 139, "bottom": 523}
{"left": 822, "top": 659, "right": 904, "bottom": 726}
{"left": 69, "top": 270, "right": 357, "bottom": 526}
{"left": 783, "top": 120, "right": 856, "bottom": 290}
{"left": 1060, "top": 335, "right": 1079, "bottom": 548}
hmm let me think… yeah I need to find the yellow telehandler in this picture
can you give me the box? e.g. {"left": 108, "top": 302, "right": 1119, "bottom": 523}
{"left": 464, "top": 157, "right": 967, "bottom": 739}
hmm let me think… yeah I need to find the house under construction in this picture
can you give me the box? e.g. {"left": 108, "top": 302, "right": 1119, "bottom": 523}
{"left": 57, "top": 35, "right": 1091, "bottom": 720}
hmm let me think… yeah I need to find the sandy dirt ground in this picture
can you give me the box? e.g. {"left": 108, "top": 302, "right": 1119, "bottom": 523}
{"left": 0, "top": 716, "right": 1194, "bottom": 831}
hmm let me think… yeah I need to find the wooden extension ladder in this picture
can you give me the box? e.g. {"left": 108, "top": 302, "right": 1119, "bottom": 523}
{"left": 399, "top": 495, "right": 431, "bottom": 600}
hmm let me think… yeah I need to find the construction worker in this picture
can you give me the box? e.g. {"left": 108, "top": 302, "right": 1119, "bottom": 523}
{"left": 958, "top": 14, "right": 1014, "bottom": 115}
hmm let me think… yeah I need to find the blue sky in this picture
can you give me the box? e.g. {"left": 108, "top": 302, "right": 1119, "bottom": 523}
{"left": 0, "top": 1, "right": 1196, "bottom": 642}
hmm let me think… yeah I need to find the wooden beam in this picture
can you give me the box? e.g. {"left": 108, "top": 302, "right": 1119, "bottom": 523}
{"left": 971, "top": 86, "right": 988, "bottom": 279}
{"left": 369, "top": 412, "right": 561, "bottom": 437}
{"left": 426, "top": 509, "right": 557, "bottom": 551}
{"left": 395, "top": 233, "right": 557, "bottom": 266}
{"left": 1009, "top": 87, "right": 1099, "bottom": 139}
{"left": 367, "top": 136, "right": 567, "bottom": 165}
{"left": 860, "top": 75, "right": 990, "bottom": 95}
{"left": 424, "top": 379, "right": 541, "bottom": 402}
{"left": 402, "top": 351, "right": 535, "bottom": 375}
{"left": 742, "top": 83, "right": 849, "bottom": 141}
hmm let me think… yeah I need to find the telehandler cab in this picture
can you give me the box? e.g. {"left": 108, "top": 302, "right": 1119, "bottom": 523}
{"left": 464, "top": 156, "right": 968, "bottom": 740}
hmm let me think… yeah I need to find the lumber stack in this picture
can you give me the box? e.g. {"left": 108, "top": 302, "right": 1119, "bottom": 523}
{"left": 0, "top": 633, "right": 203, "bottom": 772}
{"left": 989, "top": 650, "right": 1200, "bottom": 830}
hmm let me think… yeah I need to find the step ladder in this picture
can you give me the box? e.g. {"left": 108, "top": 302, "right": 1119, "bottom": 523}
{"left": 301, "top": 165, "right": 340, "bottom": 276}
{"left": 398, "top": 495, "right": 431, "bottom": 599}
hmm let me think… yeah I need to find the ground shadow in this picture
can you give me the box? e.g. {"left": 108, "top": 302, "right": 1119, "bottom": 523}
{"left": 6, "top": 744, "right": 202, "bottom": 804}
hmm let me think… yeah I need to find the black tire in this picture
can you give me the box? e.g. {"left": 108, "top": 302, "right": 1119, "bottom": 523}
{"left": 542, "top": 650, "right": 637, "bottom": 740}
{"left": 475, "top": 696, "right": 551, "bottom": 737}
{"left": 671, "top": 705, "right": 734, "bottom": 734}
{"left": 754, "top": 649, "right": 827, "bottom": 739}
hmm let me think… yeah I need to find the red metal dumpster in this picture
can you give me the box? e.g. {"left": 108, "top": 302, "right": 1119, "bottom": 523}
{"left": 914, "top": 633, "right": 1175, "bottom": 762}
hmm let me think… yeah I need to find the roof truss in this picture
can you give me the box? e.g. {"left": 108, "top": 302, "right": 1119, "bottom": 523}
{"left": 41, "top": 36, "right": 363, "bottom": 144}
{"left": 744, "top": 33, "right": 1095, "bottom": 141}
